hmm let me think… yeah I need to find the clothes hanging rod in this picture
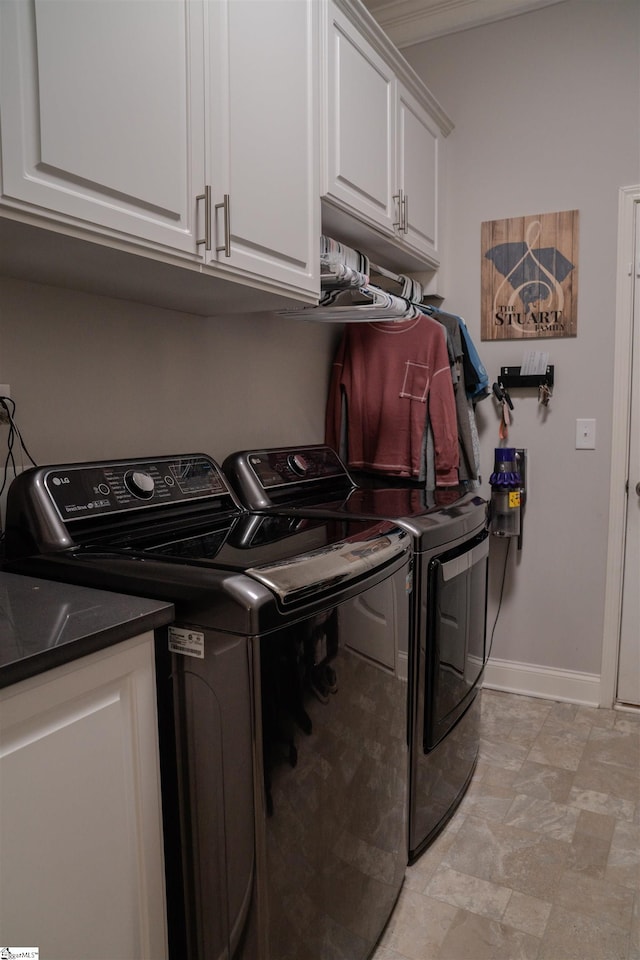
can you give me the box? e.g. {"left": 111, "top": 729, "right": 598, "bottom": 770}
{"left": 369, "top": 262, "right": 402, "bottom": 284}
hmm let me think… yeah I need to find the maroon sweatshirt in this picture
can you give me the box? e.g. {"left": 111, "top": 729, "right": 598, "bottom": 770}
{"left": 325, "top": 315, "right": 459, "bottom": 484}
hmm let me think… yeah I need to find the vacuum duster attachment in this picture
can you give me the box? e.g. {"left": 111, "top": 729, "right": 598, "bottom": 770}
{"left": 489, "top": 447, "right": 522, "bottom": 539}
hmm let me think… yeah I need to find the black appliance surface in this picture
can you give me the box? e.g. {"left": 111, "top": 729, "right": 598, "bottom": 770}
{"left": 223, "top": 444, "right": 489, "bottom": 862}
{"left": 4, "top": 453, "right": 412, "bottom": 960}
{"left": 0, "top": 569, "right": 173, "bottom": 688}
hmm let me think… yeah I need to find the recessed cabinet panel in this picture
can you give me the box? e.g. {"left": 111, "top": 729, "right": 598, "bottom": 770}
{"left": 398, "top": 84, "right": 439, "bottom": 261}
{"left": 0, "top": 634, "right": 168, "bottom": 959}
{"left": 327, "top": 8, "right": 396, "bottom": 231}
{"left": 36, "top": 1, "right": 185, "bottom": 215}
{"left": 207, "top": 0, "right": 319, "bottom": 296}
{"left": 335, "top": 27, "right": 395, "bottom": 224}
{"left": 0, "top": 0, "right": 204, "bottom": 254}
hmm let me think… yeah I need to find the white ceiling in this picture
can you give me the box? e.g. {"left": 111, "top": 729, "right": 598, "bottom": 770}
{"left": 361, "top": 0, "right": 567, "bottom": 48}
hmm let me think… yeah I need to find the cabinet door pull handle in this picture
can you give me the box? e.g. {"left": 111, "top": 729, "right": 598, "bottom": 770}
{"left": 402, "top": 193, "right": 409, "bottom": 233}
{"left": 215, "top": 194, "right": 231, "bottom": 257}
{"left": 393, "top": 189, "right": 403, "bottom": 231}
{"left": 196, "top": 185, "right": 212, "bottom": 252}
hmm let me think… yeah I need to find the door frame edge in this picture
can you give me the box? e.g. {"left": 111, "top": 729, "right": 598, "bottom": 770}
{"left": 600, "top": 184, "right": 640, "bottom": 708}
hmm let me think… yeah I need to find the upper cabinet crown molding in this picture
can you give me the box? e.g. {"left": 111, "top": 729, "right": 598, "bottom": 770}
{"left": 362, "top": 0, "right": 568, "bottom": 48}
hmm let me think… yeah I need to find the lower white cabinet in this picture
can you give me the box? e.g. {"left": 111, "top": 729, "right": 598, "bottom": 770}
{"left": 0, "top": 633, "right": 168, "bottom": 960}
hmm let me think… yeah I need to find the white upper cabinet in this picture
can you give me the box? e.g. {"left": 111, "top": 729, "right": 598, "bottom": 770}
{"left": 0, "top": 0, "right": 205, "bottom": 255}
{"left": 204, "top": 0, "right": 319, "bottom": 297}
{"left": 325, "top": 4, "right": 396, "bottom": 235}
{"left": 322, "top": 0, "right": 453, "bottom": 270}
{"left": 0, "top": 0, "right": 319, "bottom": 305}
{"left": 397, "top": 81, "right": 439, "bottom": 262}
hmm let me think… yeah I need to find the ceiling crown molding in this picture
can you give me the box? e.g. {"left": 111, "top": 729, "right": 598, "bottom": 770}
{"left": 362, "top": 0, "right": 567, "bottom": 48}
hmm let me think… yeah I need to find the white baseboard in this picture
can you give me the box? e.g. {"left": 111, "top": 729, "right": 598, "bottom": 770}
{"left": 483, "top": 656, "right": 601, "bottom": 707}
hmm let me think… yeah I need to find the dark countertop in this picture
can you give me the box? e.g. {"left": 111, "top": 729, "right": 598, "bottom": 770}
{"left": 0, "top": 571, "right": 174, "bottom": 689}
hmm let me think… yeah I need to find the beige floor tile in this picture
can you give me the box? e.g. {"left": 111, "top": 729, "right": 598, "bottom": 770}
{"left": 573, "top": 757, "right": 640, "bottom": 802}
{"left": 606, "top": 820, "right": 640, "bottom": 891}
{"left": 576, "top": 704, "right": 618, "bottom": 729}
{"left": 502, "top": 890, "right": 552, "bottom": 938}
{"left": 511, "top": 759, "right": 575, "bottom": 803}
{"left": 371, "top": 691, "right": 640, "bottom": 960}
{"left": 479, "top": 763, "right": 519, "bottom": 789}
{"left": 371, "top": 946, "right": 410, "bottom": 960}
{"left": 436, "top": 909, "right": 540, "bottom": 960}
{"left": 584, "top": 725, "right": 640, "bottom": 769}
{"left": 503, "top": 793, "right": 580, "bottom": 841}
{"left": 457, "top": 780, "right": 515, "bottom": 822}
{"left": 615, "top": 714, "right": 640, "bottom": 734}
{"left": 575, "top": 806, "right": 617, "bottom": 841}
{"left": 539, "top": 904, "right": 631, "bottom": 960}
{"left": 478, "top": 737, "right": 529, "bottom": 771}
{"left": 377, "top": 889, "right": 457, "bottom": 960}
{"left": 538, "top": 704, "right": 595, "bottom": 741}
{"left": 556, "top": 869, "right": 636, "bottom": 930}
{"left": 480, "top": 702, "right": 551, "bottom": 746}
{"left": 526, "top": 729, "right": 588, "bottom": 771}
{"left": 425, "top": 864, "right": 512, "bottom": 920}
{"left": 568, "top": 785, "right": 636, "bottom": 822}
{"left": 630, "top": 894, "right": 640, "bottom": 960}
{"left": 442, "top": 816, "right": 570, "bottom": 900}
{"left": 568, "top": 830, "right": 612, "bottom": 878}
{"left": 404, "top": 819, "right": 464, "bottom": 892}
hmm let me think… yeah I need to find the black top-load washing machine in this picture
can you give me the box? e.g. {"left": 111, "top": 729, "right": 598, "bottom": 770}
{"left": 3, "top": 453, "right": 412, "bottom": 960}
{"left": 223, "top": 445, "right": 489, "bottom": 862}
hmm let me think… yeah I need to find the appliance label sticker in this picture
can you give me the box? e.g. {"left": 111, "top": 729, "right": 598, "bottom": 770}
{"left": 169, "top": 627, "right": 205, "bottom": 659}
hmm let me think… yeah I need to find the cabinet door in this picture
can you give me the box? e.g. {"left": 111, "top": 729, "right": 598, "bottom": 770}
{"left": 0, "top": 0, "right": 204, "bottom": 255}
{"left": 206, "top": 0, "right": 319, "bottom": 298}
{"left": 397, "top": 82, "right": 440, "bottom": 264}
{"left": 324, "top": 2, "right": 397, "bottom": 235}
{"left": 0, "top": 634, "right": 168, "bottom": 959}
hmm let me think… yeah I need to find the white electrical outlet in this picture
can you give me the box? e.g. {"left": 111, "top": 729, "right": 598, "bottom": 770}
{"left": 576, "top": 418, "right": 596, "bottom": 449}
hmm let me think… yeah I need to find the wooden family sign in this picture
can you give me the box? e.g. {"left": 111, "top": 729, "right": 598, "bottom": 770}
{"left": 481, "top": 210, "right": 579, "bottom": 340}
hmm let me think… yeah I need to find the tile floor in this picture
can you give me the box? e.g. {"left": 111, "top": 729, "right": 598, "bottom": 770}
{"left": 373, "top": 688, "right": 640, "bottom": 960}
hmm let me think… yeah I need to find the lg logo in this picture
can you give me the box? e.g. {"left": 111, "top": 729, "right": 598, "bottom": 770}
{"left": 52, "top": 476, "right": 71, "bottom": 486}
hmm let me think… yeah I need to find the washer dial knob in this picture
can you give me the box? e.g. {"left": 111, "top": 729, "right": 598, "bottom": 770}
{"left": 124, "top": 469, "right": 155, "bottom": 500}
{"left": 287, "top": 453, "right": 311, "bottom": 477}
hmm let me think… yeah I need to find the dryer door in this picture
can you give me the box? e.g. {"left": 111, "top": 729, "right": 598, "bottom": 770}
{"left": 424, "top": 530, "right": 489, "bottom": 751}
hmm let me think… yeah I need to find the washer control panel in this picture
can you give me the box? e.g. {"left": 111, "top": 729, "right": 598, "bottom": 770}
{"left": 43, "top": 455, "right": 231, "bottom": 522}
{"left": 246, "top": 447, "right": 345, "bottom": 489}
{"left": 222, "top": 446, "right": 353, "bottom": 509}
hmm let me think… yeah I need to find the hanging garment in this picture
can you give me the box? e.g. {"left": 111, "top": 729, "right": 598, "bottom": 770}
{"left": 424, "top": 310, "right": 479, "bottom": 483}
{"left": 426, "top": 307, "right": 490, "bottom": 400}
{"left": 325, "top": 315, "right": 459, "bottom": 485}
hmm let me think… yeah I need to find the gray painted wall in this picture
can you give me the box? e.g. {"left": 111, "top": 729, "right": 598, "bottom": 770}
{"left": 405, "top": 0, "right": 640, "bottom": 676}
{"left": 0, "top": 275, "right": 338, "bottom": 470}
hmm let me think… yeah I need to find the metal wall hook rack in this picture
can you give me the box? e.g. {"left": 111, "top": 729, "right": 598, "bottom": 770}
{"left": 499, "top": 365, "right": 554, "bottom": 389}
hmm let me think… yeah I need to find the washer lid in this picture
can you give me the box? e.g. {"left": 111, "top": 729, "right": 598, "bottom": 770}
{"left": 244, "top": 521, "right": 409, "bottom": 605}
{"left": 136, "top": 512, "right": 409, "bottom": 602}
